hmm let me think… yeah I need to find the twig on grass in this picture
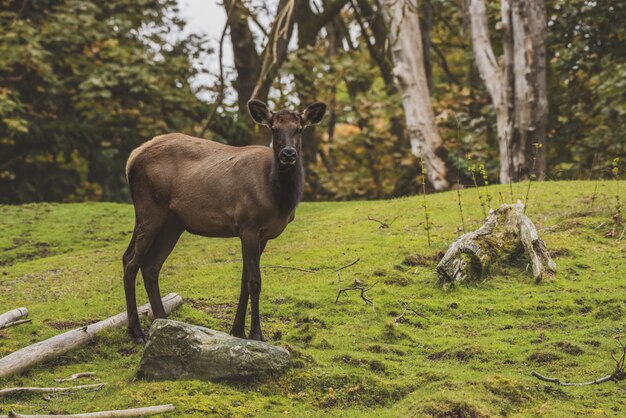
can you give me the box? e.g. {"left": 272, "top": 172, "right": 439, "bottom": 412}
{"left": 0, "top": 384, "right": 105, "bottom": 397}
{"left": 334, "top": 272, "right": 375, "bottom": 311}
{"left": 334, "top": 257, "right": 361, "bottom": 272}
{"left": 54, "top": 372, "right": 97, "bottom": 382}
{"left": 530, "top": 371, "right": 614, "bottom": 386}
{"left": 366, "top": 216, "right": 399, "bottom": 229}
{"left": 263, "top": 265, "right": 314, "bottom": 273}
{"left": 531, "top": 336, "right": 626, "bottom": 386}
{"left": 8, "top": 404, "right": 176, "bottom": 418}
{"left": 0, "top": 319, "right": 32, "bottom": 330}
{"left": 394, "top": 302, "right": 428, "bottom": 325}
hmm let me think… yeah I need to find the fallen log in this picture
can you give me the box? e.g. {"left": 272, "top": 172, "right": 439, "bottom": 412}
{"left": 437, "top": 201, "right": 556, "bottom": 286}
{"left": 7, "top": 404, "right": 175, "bottom": 418}
{"left": 0, "top": 383, "right": 105, "bottom": 397}
{"left": 0, "top": 308, "right": 29, "bottom": 329}
{"left": 0, "top": 293, "right": 182, "bottom": 379}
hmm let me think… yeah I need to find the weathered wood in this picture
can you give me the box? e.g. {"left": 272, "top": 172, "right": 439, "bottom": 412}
{"left": 0, "top": 384, "right": 105, "bottom": 397}
{"left": 0, "top": 294, "right": 182, "bottom": 379}
{"left": 54, "top": 372, "right": 96, "bottom": 382}
{"left": 382, "top": 0, "right": 449, "bottom": 191}
{"left": 437, "top": 201, "right": 556, "bottom": 286}
{"left": 7, "top": 404, "right": 175, "bottom": 418}
{"left": 0, "top": 308, "right": 28, "bottom": 329}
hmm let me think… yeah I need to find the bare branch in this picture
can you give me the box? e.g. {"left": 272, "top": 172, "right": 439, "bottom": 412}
{"left": 54, "top": 372, "right": 97, "bottom": 383}
{"left": 0, "top": 384, "right": 105, "bottom": 397}
{"left": 262, "top": 265, "right": 314, "bottom": 273}
{"left": 0, "top": 319, "right": 32, "bottom": 330}
{"left": 334, "top": 258, "right": 361, "bottom": 272}
{"left": 8, "top": 404, "right": 175, "bottom": 418}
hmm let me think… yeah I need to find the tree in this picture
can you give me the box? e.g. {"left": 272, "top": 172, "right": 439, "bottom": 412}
{"left": 468, "top": 0, "right": 548, "bottom": 183}
{"left": 0, "top": 0, "right": 208, "bottom": 203}
{"left": 383, "top": 0, "right": 449, "bottom": 191}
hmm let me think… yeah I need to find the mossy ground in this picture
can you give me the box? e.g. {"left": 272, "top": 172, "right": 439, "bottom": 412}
{"left": 0, "top": 180, "right": 624, "bottom": 417}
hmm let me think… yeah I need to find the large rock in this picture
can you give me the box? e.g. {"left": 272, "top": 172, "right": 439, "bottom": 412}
{"left": 137, "top": 319, "right": 290, "bottom": 381}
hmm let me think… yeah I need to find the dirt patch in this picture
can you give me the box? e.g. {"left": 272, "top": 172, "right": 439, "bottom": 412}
{"left": 333, "top": 354, "right": 387, "bottom": 373}
{"left": 428, "top": 345, "right": 483, "bottom": 362}
{"left": 45, "top": 319, "right": 97, "bottom": 330}
{"left": 419, "top": 399, "right": 489, "bottom": 418}
{"left": 528, "top": 350, "right": 562, "bottom": 363}
{"left": 553, "top": 341, "right": 584, "bottom": 356}
{"left": 484, "top": 375, "right": 534, "bottom": 405}
{"left": 401, "top": 253, "right": 442, "bottom": 268}
{"left": 187, "top": 298, "right": 234, "bottom": 320}
{"left": 384, "top": 275, "right": 414, "bottom": 287}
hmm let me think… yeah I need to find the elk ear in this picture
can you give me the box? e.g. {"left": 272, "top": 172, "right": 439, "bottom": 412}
{"left": 302, "top": 102, "right": 326, "bottom": 126}
{"left": 248, "top": 100, "right": 272, "bottom": 126}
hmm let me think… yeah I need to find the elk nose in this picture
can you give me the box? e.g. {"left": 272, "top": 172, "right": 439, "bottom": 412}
{"left": 279, "top": 147, "right": 297, "bottom": 164}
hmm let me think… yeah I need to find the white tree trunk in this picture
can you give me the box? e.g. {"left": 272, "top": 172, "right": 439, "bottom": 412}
{"left": 383, "top": 0, "right": 449, "bottom": 191}
{"left": 469, "top": 0, "right": 513, "bottom": 184}
{"left": 469, "top": 0, "right": 548, "bottom": 184}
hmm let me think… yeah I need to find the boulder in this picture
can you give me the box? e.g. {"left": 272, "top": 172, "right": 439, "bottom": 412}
{"left": 137, "top": 319, "right": 290, "bottom": 381}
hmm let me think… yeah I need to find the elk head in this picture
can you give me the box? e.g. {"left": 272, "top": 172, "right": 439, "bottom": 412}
{"left": 248, "top": 100, "right": 326, "bottom": 168}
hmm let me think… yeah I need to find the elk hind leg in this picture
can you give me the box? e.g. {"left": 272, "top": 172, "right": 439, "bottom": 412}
{"left": 123, "top": 211, "right": 167, "bottom": 343}
{"left": 140, "top": 214, "right": 184, "bottom": 320}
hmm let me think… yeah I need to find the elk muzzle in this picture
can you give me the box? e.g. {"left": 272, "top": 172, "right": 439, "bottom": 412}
{"left": 278, "top": 147, "right": 297, "bottom": 166}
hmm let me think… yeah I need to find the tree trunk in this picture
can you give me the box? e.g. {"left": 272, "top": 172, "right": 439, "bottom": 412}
{"left": 224, "top": 0, "right": 297, "bottom": 145}
{"left": 469, "top": 0, "right": 548, "bottom": 183}
{"left": 383, "top": 0, "right": 449, "bottom": 191}
{"left": 520, "top": 0, "right": 548, "bottom": 179}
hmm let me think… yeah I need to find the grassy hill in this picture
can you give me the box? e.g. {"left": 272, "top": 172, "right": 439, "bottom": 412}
{"left": 0, "top": 181, "right": 624, "bottom": 417}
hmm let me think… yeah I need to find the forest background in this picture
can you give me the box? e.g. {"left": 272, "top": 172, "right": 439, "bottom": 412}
{"left": 0, "top": 0, "right": 624, "bottom": 204}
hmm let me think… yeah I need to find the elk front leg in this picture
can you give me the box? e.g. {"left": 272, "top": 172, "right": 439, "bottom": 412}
{"left": 241, "top": 234, "right": 264, "bottom": 341}
{"left": 230, "top": 264, "right": 249, "bottom": 339}
{"left": 231, "top": 240, "right": 267, "bottom": 339}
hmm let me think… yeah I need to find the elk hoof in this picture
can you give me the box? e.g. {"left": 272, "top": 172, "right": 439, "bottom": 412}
{"left": 248, "top": 331, "right": 264, "bottom": 342}
{"left": 129, "top": 328, "right": 146, "bottom": 345}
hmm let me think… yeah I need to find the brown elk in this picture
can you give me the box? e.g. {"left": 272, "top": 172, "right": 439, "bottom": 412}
{"left": 122, "top": 100, "right": 326, "bottom": 343}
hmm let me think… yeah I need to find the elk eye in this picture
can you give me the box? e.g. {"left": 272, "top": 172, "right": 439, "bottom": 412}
{"left": 296, "top": 127, "right": 303, "bottom": 134}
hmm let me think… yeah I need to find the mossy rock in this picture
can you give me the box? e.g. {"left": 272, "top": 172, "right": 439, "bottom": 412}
{"left": 137, "top": 319, "right": 290, "bottom": 381}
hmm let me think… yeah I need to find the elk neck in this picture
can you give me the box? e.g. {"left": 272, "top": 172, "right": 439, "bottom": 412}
{"left": 270, "top": 153, "right": 304, "bottom": 216}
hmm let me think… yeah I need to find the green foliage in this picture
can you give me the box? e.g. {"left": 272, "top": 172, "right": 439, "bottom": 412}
{"left": 1, "top": 181, "right": 625, "bottom": 416}
{"left": 284, "top": 44, "right": 411, "bottom": 200}
{"left": 0, "top": 0, "right": 210, "bottom": 203}
{"left": 547, "top": 0, "right": 626, "bottom": 180}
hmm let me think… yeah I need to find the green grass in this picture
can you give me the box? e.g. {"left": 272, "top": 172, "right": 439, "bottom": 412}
{"left": 0, "top": 180, "right": 625, "bottom": 417}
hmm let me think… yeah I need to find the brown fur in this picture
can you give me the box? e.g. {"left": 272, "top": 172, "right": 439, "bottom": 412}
{"left": 123, "top": 100, "right": 325, "bottom": 342}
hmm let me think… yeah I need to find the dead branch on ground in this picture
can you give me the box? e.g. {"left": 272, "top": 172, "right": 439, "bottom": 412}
{"left": 7, "top": 404, "right": 175, "bottom": 418}
{"left": 262, "top": 265, "right": 314, "bottom": 273}
{"left": 366, "top": 216, "right": 399, "bottom": 229}
{"left": 0, "top": 308, "right": 29, "bottom": 329}
{"left": 0, "top": 384, "right": 105, "bottom": 397}
{"left": 0, "top": 293, "right": 183, "bottom": 378}
{"left": 54, "top": 372, "right": 97, "bottom": 382}
{"left": 394, "top": 302, "right": 427, "bottom": 325}
{"left": 531, "top": 337, "right": 626, "bottom": 386}
{"left": 335, "top": 272, "right": 375, "bottom": 310}
{"left": 334, "top": 257, "right": 361, "bottom": 272}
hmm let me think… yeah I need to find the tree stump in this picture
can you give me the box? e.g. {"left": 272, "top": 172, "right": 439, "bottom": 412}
{"left": 436, "top": 201, "right": 556, "bottom": 286}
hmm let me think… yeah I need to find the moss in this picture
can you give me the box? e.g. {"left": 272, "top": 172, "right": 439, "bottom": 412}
{"left": 1, "top": 181, "right": 625, "bottom": 417}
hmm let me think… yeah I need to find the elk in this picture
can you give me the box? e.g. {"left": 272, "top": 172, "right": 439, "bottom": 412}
{"left": 123, "top": 100, "right": 326, "bottom": 342}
